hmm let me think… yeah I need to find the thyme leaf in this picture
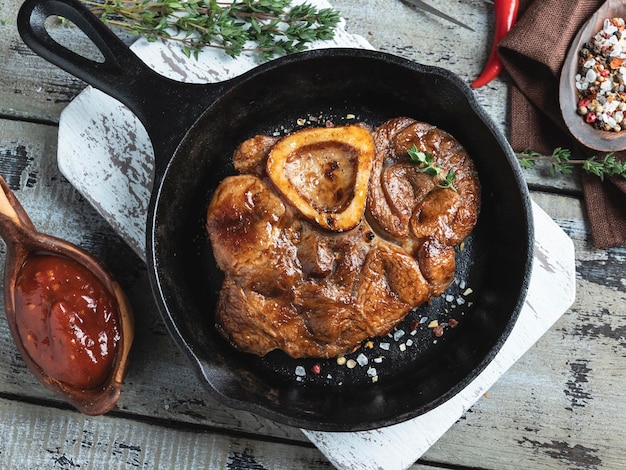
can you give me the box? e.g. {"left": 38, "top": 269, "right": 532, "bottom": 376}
{"left": 80, "top": 0, "right": 341, "bottom": 60}
{"left": 438, "top": 168, "right": 456, "bottom": 190}
{"left": 407, "top": 145, "right": 457, "bottom": 190}
{"left": 517, "top": 147, "right": 626, "bottom": 180}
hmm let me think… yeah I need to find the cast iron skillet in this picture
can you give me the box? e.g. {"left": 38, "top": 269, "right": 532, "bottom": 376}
{"left": 17, "top": 0, "right": 534, "bottom": 431}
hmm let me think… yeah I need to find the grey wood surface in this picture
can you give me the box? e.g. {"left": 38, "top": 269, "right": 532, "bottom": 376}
{"left": 1, "top": 0, "right": 624, "bottom": 468}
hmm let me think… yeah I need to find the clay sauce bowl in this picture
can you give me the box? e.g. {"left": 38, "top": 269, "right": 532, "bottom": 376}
{"left": 0, "top": 176, "right": 133, "bottom": 415}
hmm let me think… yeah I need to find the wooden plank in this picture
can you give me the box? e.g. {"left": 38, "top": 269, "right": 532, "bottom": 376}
{"left": 0, "top": 397, "right": 334, "bottom": 470}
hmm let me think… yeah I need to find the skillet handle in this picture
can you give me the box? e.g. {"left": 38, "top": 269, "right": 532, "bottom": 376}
{"left": 17, "top": 0, "right": 141, "bottom": 88}
{"left": 17, "top": 0, "right": 219, "bottom": 173}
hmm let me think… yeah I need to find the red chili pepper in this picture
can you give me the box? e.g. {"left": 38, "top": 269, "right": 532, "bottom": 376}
{"left": 471, "top": 0, "right": 519, "bottom": 88}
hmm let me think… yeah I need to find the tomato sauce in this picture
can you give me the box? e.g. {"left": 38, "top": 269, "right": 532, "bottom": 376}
{"left": 14, "top": 253, "right": 120, "bottom": 389}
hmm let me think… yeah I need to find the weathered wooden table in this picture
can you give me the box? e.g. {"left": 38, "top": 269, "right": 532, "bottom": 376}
{"left": 1, "top": 0, "right": 625, "bottom": 468}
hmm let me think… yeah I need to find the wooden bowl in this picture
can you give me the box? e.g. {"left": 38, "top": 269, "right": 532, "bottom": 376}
{"left": 559, "top": 0, "right": 626, "bottom": 152}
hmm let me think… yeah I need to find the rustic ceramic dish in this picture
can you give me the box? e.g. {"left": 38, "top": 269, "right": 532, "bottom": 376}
{"left": 0, "top": 177, "right": 133, "bottom": 415}
{"left": 560, "top": 0, "right": 626, "bottom": 152}
{"left": 17, "top": 0, "right": 533, "bottom": 431}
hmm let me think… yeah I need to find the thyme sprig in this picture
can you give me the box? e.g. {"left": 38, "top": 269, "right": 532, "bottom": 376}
{"left": 407, "top": 145, "right": 457, "bottom": 190}
{"left": 80, "top": 0, "right": 341, "bottom": 60}
{"left": 517, "top": 147, "right": 626, "bottom": 180}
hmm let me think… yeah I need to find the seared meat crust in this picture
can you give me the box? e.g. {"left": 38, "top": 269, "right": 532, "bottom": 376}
{"left": 206, "top": 118, "right": 480, "bottom": 358}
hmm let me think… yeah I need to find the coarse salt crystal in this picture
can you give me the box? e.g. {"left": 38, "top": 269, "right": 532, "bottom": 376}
{"left": 380, "top": 342, "right": 390, "bottom": 351}
{"left": 607, "top": 101, "right": 620, "bottom": 112}
{"left": 393, "top": 329, "right": 405, "bottom": 341}
{"left": 586, "top": 69, "right": 597, "bottom": 82}
{"left": 367, "top": 367, "right": 377, "bottom": 377}
{"left": 584, "top": 59, "right": 596, "bottom": 68}
{"left": 356, "top": 353, "right": 368, "bottom": 366}
{"left": 295, "top": 366, "right": 306, "bottom": 376}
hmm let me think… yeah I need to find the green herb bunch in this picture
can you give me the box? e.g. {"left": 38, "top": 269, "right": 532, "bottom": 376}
{"left": 82, "top": 0, "right": 341, "bottom": 60}
{"left": 407, "top": 145, "right": 457, "bottom": 190}
{"left": 517, "top": 148, "right": 626, "bottom": 180}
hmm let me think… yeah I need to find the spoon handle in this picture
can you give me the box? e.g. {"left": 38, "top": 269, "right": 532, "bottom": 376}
{"left": 0, "top": 177, "right": 36, "bottom": 236}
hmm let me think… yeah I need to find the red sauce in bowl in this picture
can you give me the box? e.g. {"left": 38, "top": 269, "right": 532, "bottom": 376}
{"left": 14, "top": 253, "right": 120, "bottom": 389}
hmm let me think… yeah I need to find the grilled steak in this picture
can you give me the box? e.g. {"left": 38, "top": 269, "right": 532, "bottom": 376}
{"left": 206, "top": 118, "right": 480, "bottom": 358}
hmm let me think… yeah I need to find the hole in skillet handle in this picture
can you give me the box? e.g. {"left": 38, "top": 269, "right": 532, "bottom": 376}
{"left": 43, "top": 15, "right": 107, "bottom": 64}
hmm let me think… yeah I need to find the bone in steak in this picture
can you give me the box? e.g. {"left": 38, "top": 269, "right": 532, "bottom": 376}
{"left": 206, "top": 118, "right": 480, "bottom": 358}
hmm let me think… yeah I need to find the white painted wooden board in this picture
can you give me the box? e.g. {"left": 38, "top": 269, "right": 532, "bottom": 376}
{"left": 54, "top": 2, "right": 577, "bottom": 468}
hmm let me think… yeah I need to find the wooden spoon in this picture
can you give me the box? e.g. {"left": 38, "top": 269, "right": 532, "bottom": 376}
{"left": 559, "top": 0, "right": 626, "bottom": 152}
{"left": 0, "top": 176, "right": 133, "bottom": 415}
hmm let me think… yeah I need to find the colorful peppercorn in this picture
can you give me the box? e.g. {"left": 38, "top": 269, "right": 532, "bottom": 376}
{"left": 575, "top": 17, "right": 626, "bottom": 132}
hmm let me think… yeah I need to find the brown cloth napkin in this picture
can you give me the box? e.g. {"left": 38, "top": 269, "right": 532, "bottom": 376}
{"left": 498, "top": 0, "right": 626, "bottom": 248}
